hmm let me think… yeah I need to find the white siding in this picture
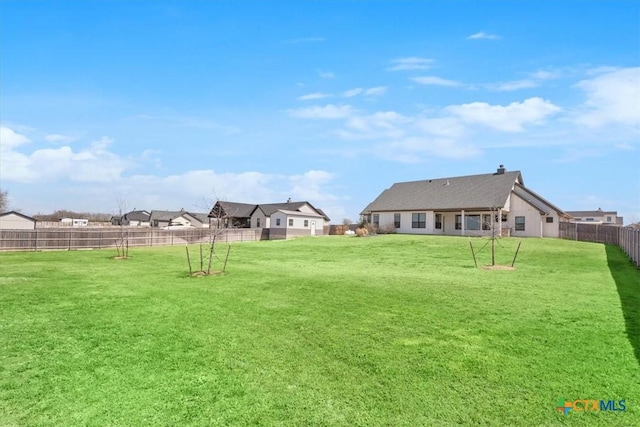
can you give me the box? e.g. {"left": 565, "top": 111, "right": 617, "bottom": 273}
{"left": 270, "top": 211, "right": 287, "bottom": 228}
{"left": 251, "top": 210, "right": 267, "bottom": 228}
{"left": 508, "top": 194, "right": 544, "bottom": 237}
{"left": 0, "top": 213, "right": 36, "bottom": 230}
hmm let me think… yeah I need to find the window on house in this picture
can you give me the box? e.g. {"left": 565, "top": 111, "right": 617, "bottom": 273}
{"left": 256, "top": 218, "right": 261, "bottom": 227}
{"left": 276, "top": 218, "right": 281, "bottom": 226}
{"left": 455, "top": 215, "right": 481, "bottom": 230}
{"left": 412, "top": 213, "right": 426, "bottom": 228}
{"left": 586, "top": 218, "right": 594, "bottom": 221}
{"left": 435, "top": 214, "right": 442, "bottom": 229}
{"left": 288, "top": 218, "right": 294, "bottom": 226}
{"left": 546, "top": 217, "right": 554, "bottom": 223}
{"left": 304, "top": 219, "right": 309, "bottom": 227}
{"left": 482, "top": 214, "right": 492, "bottom": 230}
{"left": 607, "top": 216, "right": 612, "bottom": 222}
{"left": 373, "top": 214, "right": 380, "bottom": 228}
{"left": 515, "top": 216, "right": 525, "bottom": 231}
{"left": 394, "top": 213, "right": 401, "bottom": 228}
{"left": 466, "top": 215, "right": 481, "bottom": 230}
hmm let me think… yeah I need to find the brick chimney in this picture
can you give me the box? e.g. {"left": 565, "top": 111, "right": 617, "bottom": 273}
{"left": 496, "top": 164, "right": 506, "bottom": 174}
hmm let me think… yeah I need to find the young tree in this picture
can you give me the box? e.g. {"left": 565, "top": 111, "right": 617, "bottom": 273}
{"left": 186, "top": 196, "right": 232, "bottom": 276}
{"left": 0, "top": 189, "right": 8, "bottom": 212}
{"left": 114, "top": 198, "right": 130, "bottom": 259}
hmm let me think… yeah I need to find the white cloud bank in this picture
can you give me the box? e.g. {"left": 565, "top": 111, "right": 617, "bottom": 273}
{"left": 1, "top": 126, "right": 345, "bottom": 220}
{"left": 574, "top": 67, "right": 640, "bottom": 128}
{"left": 446, "top": 97, "right": 561, "bottom": 132}
{"left": 1, "top": 128, "right": 128, "bottom": 183}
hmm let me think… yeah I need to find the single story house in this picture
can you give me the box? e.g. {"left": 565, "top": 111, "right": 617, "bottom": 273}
{"left": 566, "top": 208, "right": 623, "bottom": 225}
{"left": 0, "top": 211, "right": 37, "bottom": 230}
{"left": 111, "top": 209, "right": 151, "bottom": 227}
{"left": 60, "top": 218, "right": 89, "bottom": 227}
{"left": 209, "top": 202, "right": 256, "bottom": 228}
{"left": 209, "top": 200, "right": 331, "bottom": 239}
{"left": 149, "top": 210, "right": 210, "bottom": 228}
{"left": 360, "top": 166, "right": 570, "bottom": 238}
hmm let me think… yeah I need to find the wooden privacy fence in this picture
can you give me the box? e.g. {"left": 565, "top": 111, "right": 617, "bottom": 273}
{"left": 0, "top": 228, "right": 266, "bottom": 252}
{"left": 559, "top": 222, "right": 640, "bottom": 268}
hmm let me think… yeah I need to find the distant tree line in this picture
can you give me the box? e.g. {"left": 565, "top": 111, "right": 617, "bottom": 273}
{"left": 33, "top": 210, "right": 112, "bottom": 222}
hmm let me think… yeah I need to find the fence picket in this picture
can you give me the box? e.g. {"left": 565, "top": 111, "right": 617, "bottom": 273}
{"left": 559, "top": 222, "right": 640, "bottom": 268}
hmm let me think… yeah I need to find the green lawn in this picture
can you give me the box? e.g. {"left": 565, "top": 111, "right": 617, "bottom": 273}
{"left": 1, "top": 235, "right": 638, "bottom": 426}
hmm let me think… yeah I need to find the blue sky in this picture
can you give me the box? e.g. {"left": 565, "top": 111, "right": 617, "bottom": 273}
{"left": 1, "top": 1, "right": 639, "bottom": 223}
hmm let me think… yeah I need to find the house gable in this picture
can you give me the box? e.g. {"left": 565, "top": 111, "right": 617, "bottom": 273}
{"left": 0, "top": 211, "right": 37, "bottom": 230}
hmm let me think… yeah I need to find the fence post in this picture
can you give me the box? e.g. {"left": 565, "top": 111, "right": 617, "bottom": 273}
{"left": 68, "top": 231, "right": 72, "bottom": 251}
{"left": 34, "top": 229, "right": 38, "bottom": 252}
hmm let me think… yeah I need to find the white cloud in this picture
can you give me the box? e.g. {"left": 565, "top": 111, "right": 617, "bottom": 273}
{"left": 318, "top": 71, "right": 336, "bottom": 79}
{"left": 45, "top": 134, "right": 74, "bottom": 143}
{"left": 342, "top": 86, "right": 387, "bottom": 98}
{"left": 299, "top": 92, "right": 333, "bottom": 100}
{"left": 343, "top": 88, "right": 364, "bottom": 98}
{"left": 485, "top": 69, "right": 564, "bottom": 91}
{"left": 0, "top": 127, "right": 128, "bottom": 183}
{"left": 387, "top": 57, "right": 434, "bottom": 71}
{"left": 411, "top": 76, "right": 463, "bottom": 87}
{"left": 467, "top": 31, "right": 500, "bottom": 40}
{"left": 532, "top": 69, "right": 563, "bottom": 80}
{"left": 446, "top": 97, "right": 561, "bottom": 132}
{"left": 0, "top": 126, "right": 30, "bottom": 150}
{"left": 289, "top": 104, "right": 354, "bottom": 119}
{"left": 338, "top": 111, "right": 408, "bottom": 140}
{"left": 288, "top": 170, "right": 338, "bottom": 202}
{"left": 574, "top": 67, "right": 640, "bottom": 128}
{"left": 486, "top": 79, "right": 538, "bottom": 91}
{"left": 364, "top": 86, "right": 387, "bottom": 96}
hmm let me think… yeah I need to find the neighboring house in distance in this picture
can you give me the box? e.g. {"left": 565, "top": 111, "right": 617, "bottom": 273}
{"left": 209, "top": 202, "right": 257, "bottom": 228}
{"left": 111, "top": 210, "right": 151, "bottom": 227}
{"left": 0, "top": 211, "right": 37, "bottom": 230}
{"left": 60, "top": 218, "right": 89, "bottom": 227}
{"left": 360, "top": 165, "right": 570, "bottom": 238}
{"left": 252, "top": 202, "right": 330, "bottom": 239}
{"left": 566, "top": 209, "right": 623, "bottom": 225}
{"left": 149, "top": 210, "right": 210, "bottom": 228}
{"left": 209, "top": 200, "right": 331, "bottom": 239}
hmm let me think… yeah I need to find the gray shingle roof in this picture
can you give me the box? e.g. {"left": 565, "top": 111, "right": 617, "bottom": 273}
{"left": 124, "top": 210, "right": 150, "bottom": 222}
{"left": 212, "top": 202, "right": 257, "bottom": 218}
{"left": 565, "top": 210, "right": 617, "bottom": 217}
{"left": 259, "top": 201, "right": 330, "bottom": 221}
{"left": 149, "top": 210, "right": 185, "bottom": 222}
{"left": 361, "top": 171, "right": 523, "bottom": 214}
{"left": 258, "top": 202, "right": 311, "bottom": 216}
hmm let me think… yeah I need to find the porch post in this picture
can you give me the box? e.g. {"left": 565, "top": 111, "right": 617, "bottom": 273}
{"left": 461, "top": 209, "right": 465, "bottom": 236}
{"left": 498, "top": 208, "right": 502, "bottom": 237}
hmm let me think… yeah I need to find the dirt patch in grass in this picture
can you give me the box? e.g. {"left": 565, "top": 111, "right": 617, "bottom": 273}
{"left": 190, "top": 271, "right": 224, "bottom": 277}
{"left": 482, "top": 265, "right": 515, "bottom": 271}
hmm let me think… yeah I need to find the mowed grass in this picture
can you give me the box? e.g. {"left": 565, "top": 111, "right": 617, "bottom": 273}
{"left": 1, "top": 235, "right": 638, "bottom": 426}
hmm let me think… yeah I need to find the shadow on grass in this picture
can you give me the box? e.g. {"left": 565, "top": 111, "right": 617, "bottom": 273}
{"left": 606, "top": 244, "right": 640, "bottom": 366}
